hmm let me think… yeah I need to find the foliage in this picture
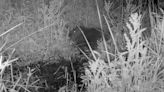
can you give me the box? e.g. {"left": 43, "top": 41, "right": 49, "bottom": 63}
{"left": 0, "top": 0, "right": 164, "bottom": 92}
{"left": 82, "top": 12, "right": 164, "bottom": 92}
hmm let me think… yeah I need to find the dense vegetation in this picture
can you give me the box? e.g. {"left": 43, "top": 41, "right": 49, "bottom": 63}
{"left": 0, "top": 0, "right": 164, "bottom": 92}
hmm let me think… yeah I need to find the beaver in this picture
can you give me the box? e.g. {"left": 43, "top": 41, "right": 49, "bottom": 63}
{"left": 69, "top": 26, "right": 102, "bottom": 51}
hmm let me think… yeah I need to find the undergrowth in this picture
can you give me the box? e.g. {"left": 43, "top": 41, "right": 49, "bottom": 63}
{"left": 0, "top": 0, "right": 164, "bottom": 92}
{"left": 82, "top": 12, "right": 164, "bottom": 92}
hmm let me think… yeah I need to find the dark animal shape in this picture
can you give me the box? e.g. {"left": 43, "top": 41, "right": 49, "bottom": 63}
{"left": 69, "top": 26, "right": 102, "bottom": 51}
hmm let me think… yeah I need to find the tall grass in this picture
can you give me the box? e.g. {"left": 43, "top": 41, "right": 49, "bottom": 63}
{"left": 0, "top": 0, "right": 164, "bottom": 92}
{"left": 81, "top": 11, "right": 164, "bottom": 92}
{"left": 0, "top": 0, "right": 76, "bottom": 91}
{"left": 0, "top": 24, "right": 42, "bottom": 92}
{"left": 79, "top": 0, "right": 164, "bottom": 92}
